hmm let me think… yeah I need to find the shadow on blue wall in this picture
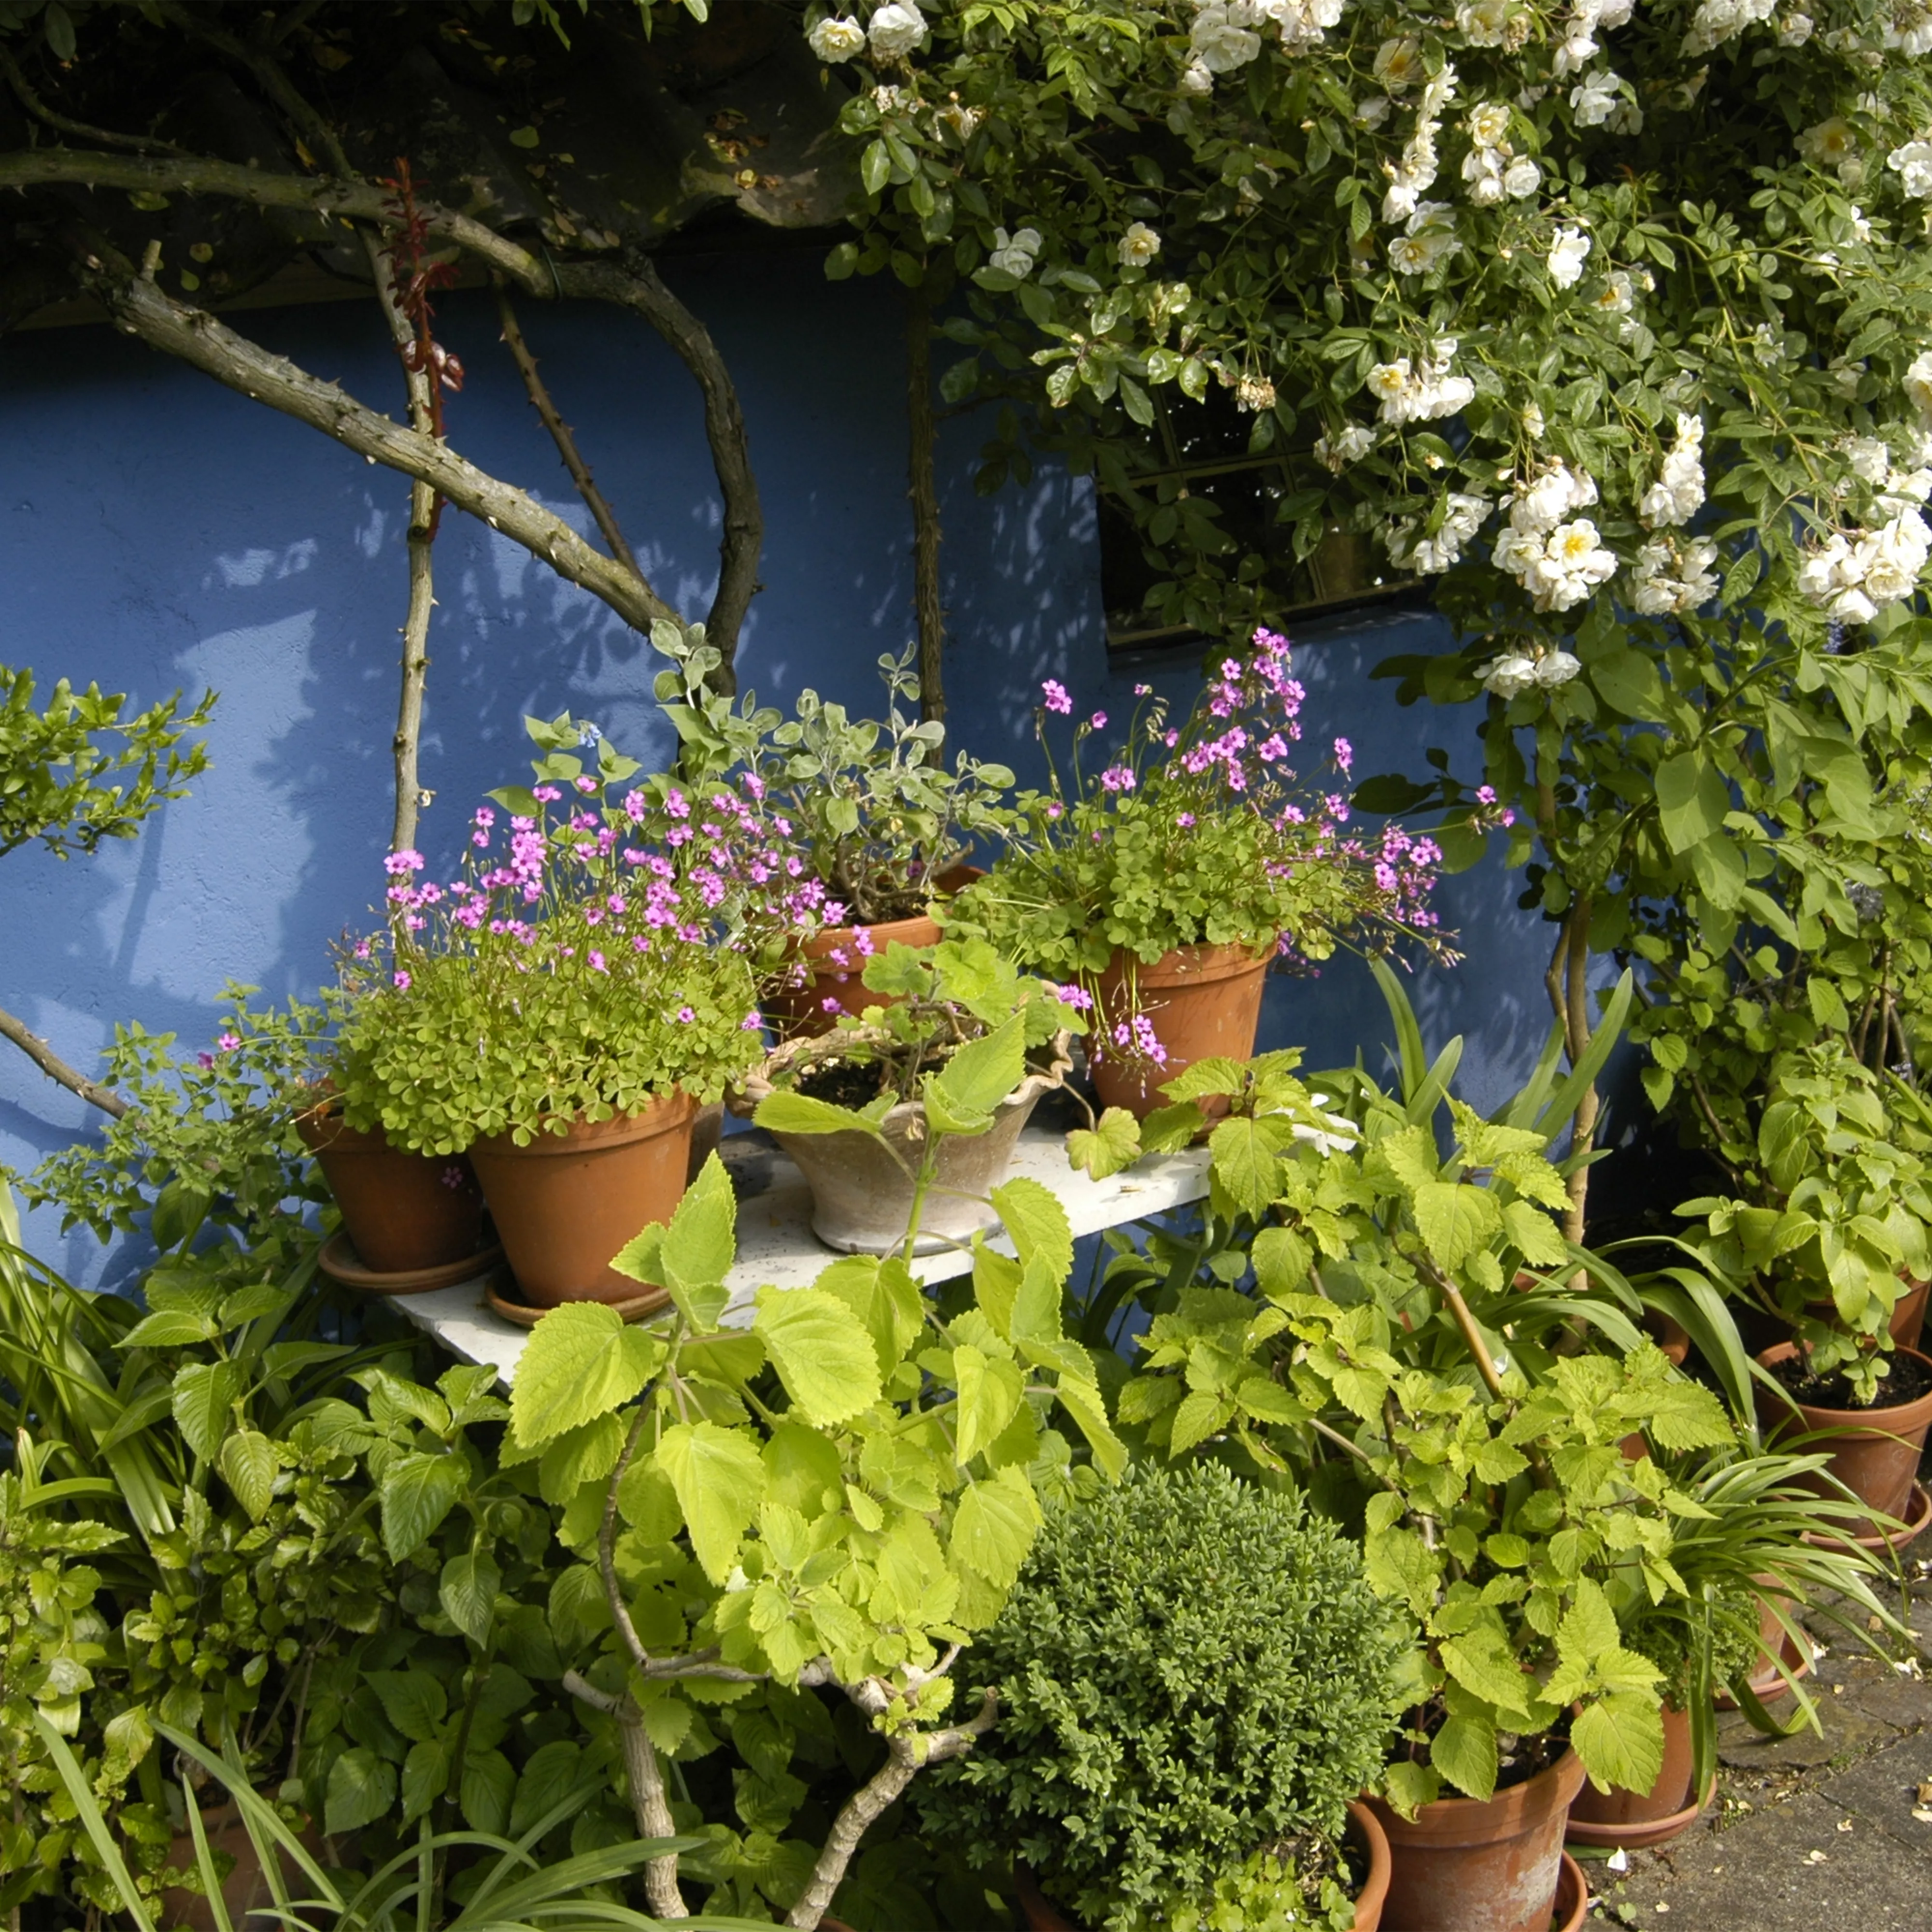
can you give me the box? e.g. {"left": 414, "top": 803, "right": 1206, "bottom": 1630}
{"left": 0, "top": 246, "right": 1551, "bottom": 1284}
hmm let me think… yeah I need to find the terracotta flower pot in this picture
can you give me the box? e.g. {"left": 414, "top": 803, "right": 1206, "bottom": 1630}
{"left": 766, "top": 865, "right": 982, "bottom": 1038}
{"left": 742, "top": 1035, "right": 1072, "bottom": 1255}
{"left": 163, "top": 1801, "right": 322, "bottom": 1932}
{"left": 1890, "top": 1274, "right": 1930, "bottom": 1350}
{"left": 1012, "top": 1800, "right": 1392, "bottom": 1932}
{"left": 1566, "top": 1704, "right": 1711, "bottom": 1850}
{"left": 296, "top": 1102, "right": 484, "bottom": 1273}
{"left": 1090, "top": 938, "right": 1275, "bottom": 1119}
{"left": 1802, "top": 1477, "right": 1932, "bottom": 1557}
{"left": 1715, "top": 1576, "right": 1814, "bottom": 1711}
{"left": 468, "top": 1093, "right": 696, "bottom": 1307}
{"left": 1366, "top": 1748, "right": 1586, "bottom": 1932}
{"left": 1754, "top": 1341, "right": 1932, "bottom": 1536}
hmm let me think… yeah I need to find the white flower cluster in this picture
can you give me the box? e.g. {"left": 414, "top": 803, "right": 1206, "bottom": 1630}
{"left": 1481, "top": 647, "right": 1583, "bottom": 696}
{"left": 1315, "top": 423, "right": 1377, "bottom": 471}
{"left": 1570, "top": 67, "right": 1639, "bottom": 133}
{"left": 806, "top": 3, "right": 926, "bottom": 61}
{"left": 1388, "top": 490, "right": 1492, "bottom": 572}
{"left": 1366, "top": 337, "right": 1476, "bottom": 423}
{"left": 1494, "top": 461, "right": 1619, "bottom": 611}
{"left": 1180, "top": 0, "right": 1346, "bottom": 94}
{"left": 1388, "top": 201, "right": 1463, "bottom": 274}
{"left": 1552, "top": 0, "right": 1633, "bottom": 74}
{"left": 1382, "top": 61, "right": 1460, "bottom": 223}
{"left": 1455, "top": 0, "right": 1529, "bottom": 50}
{"left": 1907, "top": 349, "right": 1932, "bottom": 426}
{"left": 1888, "top": 135, "right": 1932, "bottom": 199}
{"left": 1886, "top": 3, "right": 1932, "bottom": 55}
{"left": 1639, "top": 413, "right": 1706, "bottom": 528}
{"left": 988, "top": 226, "right": 1042, "bottom": 278}
{"left": 1681, "top": 0, "right": 1776, "bottom": 59}
{"left": 1631, "top": 534, "right": 1720, "bottom": 614}
{"left": 1798, "top": 509, "right": 1932, "bottom": 623}
{"left": 1462, "top": 98, "right": 1540, "bottom": 205}
{"left": 1547, "top": 224, "right": 1592, "bottom": 288}
{"left": 1803, "top": 117, "right": 1862, "bottom": 182}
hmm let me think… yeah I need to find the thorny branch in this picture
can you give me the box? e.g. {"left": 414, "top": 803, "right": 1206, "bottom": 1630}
{"left": 0, "top": 1003, "right": 128, "bottom": 1118}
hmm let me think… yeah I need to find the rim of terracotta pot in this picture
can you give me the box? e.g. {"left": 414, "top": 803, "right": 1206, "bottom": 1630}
{"left": 470, "top": 1090, "right": 696, "bottom": 1158}
{"left": 318, "top": 1229, "right": 502, "bottom": 1296}
{"left": 796, "top": 863, "right": 985, "bottom": 960}
{"left": 1368, "top": 1747, "right": 1587, "bottom": 1848}
{"left": 1100, "top": 935, "right": 1278, "bottom": 990}
{"left": 1551, "top": 1851, "right": 1589, "bottom": 1932}
{"left": 733, "top": 1026, "right": 1073, "bottom": 1121}
{"left": 1754, "top": 1340, "right": 1932, "bottom": 1429}
{"left": 1563, "top": 1772, "right": 1716, "bottom": 1852}
{"left": 1800, "top": 1476, "right": 1932, "bottom": 1555}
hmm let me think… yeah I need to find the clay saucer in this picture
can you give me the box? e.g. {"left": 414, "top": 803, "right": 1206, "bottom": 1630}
{"left": 319, "top": 1230, "right": 502, "bottom": 1296}
{"left": 483, "top": 1272, "right": 673, "bottom": 1328}
{"left": 1801, "top": 1478, "right": 1932, "bottom": 1557}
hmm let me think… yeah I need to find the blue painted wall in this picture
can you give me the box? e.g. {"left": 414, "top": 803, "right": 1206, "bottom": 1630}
{"left": 0, "top": 244, "right": 1556, "bottom": 1284}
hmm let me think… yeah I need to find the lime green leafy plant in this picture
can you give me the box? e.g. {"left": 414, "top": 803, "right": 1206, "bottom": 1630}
{"left": 507, "top": 1148, "right": 1124, "bottom": 1928}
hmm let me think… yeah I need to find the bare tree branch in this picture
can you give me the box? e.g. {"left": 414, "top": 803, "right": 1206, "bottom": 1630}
{"left": 4, "top": 147, "right": 762, "bottom": 679}
{"left": 365, "top": 233, "right": 440, "bottom": 854}
{"left": 0, "top": 47, "right": 185, "bottom": 156}
{"left": 560, "top": 1670, "right": 688, "bottom": 1921}
{"left": 494, "top": 276, "right": 647, "bottom": 587}
{"left": 785, "top": 1688, "right": 997, "bottom": 1930}
{"left": 0, "top": 1001, "right": 128, "bottom": 1119}
{"left": 72, "top": 253, "right": 678, "bottom": 634}
{"left": 559, "top": 257, "right": 762, "bottom": 687}
{"left": 905, "top": 285, "right": 946, "bottom": 724}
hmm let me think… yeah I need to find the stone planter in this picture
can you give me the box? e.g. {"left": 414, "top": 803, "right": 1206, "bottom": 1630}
{"left": 739, "top": 1032, "right": 1071, "bottom": 1255}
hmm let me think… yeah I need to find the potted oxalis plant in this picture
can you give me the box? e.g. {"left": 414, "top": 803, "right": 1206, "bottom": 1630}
{"left": 946, "top": 629, "right": 1455, "bottom": 1117}
{"left": 739, "top": 938, "right": 1083, "bottom": 1255}
{"left": 330, "top": 737, "right": 766, "bottom": 1309}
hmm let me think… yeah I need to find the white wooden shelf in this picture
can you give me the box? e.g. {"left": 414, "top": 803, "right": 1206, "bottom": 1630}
{"left": 389, "top": 1116, "right": 1209, "bottom": 1389}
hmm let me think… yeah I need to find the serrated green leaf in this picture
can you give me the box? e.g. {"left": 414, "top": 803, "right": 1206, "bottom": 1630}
{"left": 171, "top": 1361, "right": 240, "bottom": 1464}
{"left": 1431, "top": 1711, "right": 1498, "bottom": 1801}
{"left": 325, "top": 1747, "right": 397, "bottom": 1835}
{"left": 440, "top": 1549, "right": 501, "bottom": 1645}
{"left": 1573, "top": 1691, "right": 1666, "bottom": 1798}
{"left": 951, "top": 1345, "right": 1025, "bottom": 1465}
{"left": 368, "top": 1671, "right": 447, "bottom": 1747}
{"left": 930, "top": 1012, "right": 1025, "bottom": 1122}
{"left": 656, "top": 1421, "right": 765, "bottom": 1584}
{"left": 216, "top": 1429, "right": 277, "bottom": 1521}
{"left": 1066, "top": 1108, "right": 1140, "bottom": 1179}
{"left": 755, "top": 1287, "right": 882, "bottom": 1424}
{"left": 1411, "top": 1182, "right": 1503, "bottom": 1272}
{"left": 379, "top": 1451, "right": 469, "bottom": 1562}
{"left": 510, "top": 1303, "right": 665, "bottom": 1449}
{"left": 949, "top": 1466, "right": 1041, "bottom": 1588}
{"left": 753, "top": 1090, "right": 883, "bottom": 1136}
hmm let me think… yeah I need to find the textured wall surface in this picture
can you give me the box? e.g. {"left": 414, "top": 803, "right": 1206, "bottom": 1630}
{"left": 0, "top": 246, "right": 1558, "bottom": 1285}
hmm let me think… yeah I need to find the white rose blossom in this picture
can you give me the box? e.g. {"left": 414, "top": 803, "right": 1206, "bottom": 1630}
{"left": 1799, "top": 510, "right": 1931, "bottom": 623}
{"left": 1534, "top": 650, "right": 1583, "bottom": 687}
{"left": 1632, "top": 535, "right": 1720, "bottom": 614}
{"left": 1389, "top": 489, "right": 1492, "bottom": 573}
{"left": 1456, "top": 0, "right": 1517, "bottom": 47}
{"left": 1482, "top": 653, "right": 1539, "bottom": 696}
{"left": 1355, "top": 95, "right": 1393, "bottom": 129}
{"left": 1547, "top": 225, "right": 1592, "bottom": 289}
{"left": 1570, "top": 70, "right": 1621, "bottom": 127}
{"left": 1888, "top": 139, "right": 1932, "bottom": 201}
{"left": 1885, "top": 3, "right": 1932, "bottom": 54}
{"left": 987, "top": 226, "right": 1043, "bottom": 278}
{"left": 1502, "top": 155, "right": 1542, "bottom": 199}
{"left": 867, "top": 0, "right": 928, "bottom": 59}
{"left": 1778, "top": 10, "right": 1813, "bottom": 45}
{"left": 1905, "top": 350, "right": 1932, "bottom": 428}
{"left": 1368, "top": 338, "right": 1475, "bottom": 425}
{"left": 1639, "top": 414, "right": 1705, "bottom": 528}
{"left": 807, "top": 14, "right": 867, "bottom": 61}
{"left": 1315, "top": 423, "right": 1377, "bottom": 471}
{"left": 1117, "top": 221, "right": 1163, "bottom": 268}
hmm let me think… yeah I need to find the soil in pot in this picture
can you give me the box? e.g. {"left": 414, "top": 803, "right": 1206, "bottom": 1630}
{"left": 296, "top": 1104, "right": 485, "bottom": 1273}
{"left": 1090, "top": 939, "right": 1275, "bottom": 1120}
{"left": 1013, "top": 1800, "right": 1391, "bottom": 1932}
{"left": 1366, "top": 1747, "right": 1586, "bottom": 1932}
{"left": 468, "top": 1092, "right": 696, "bottom": 1307}
{"left": 765, "top": 865, "right": 982, "bottom": 1039}
{"left": 763, "top": 1040, "right": 1069, "bottom": 1255}
{"left": 1756, "top": 1342, "right": 1932, "bottom": 1534}
{"left": 1565, "top": 1705, "right": 1709, "bottom": 1851}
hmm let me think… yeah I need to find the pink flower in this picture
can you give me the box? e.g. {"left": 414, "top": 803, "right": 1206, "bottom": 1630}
{"left": 677, "top": 1006, "right": 696, "bottom": 1023}
{"left": 1100, "top": 765, "right": 1136, "bottom": 793}
{"left": 589, "top": 950, "right": 608, "bottom": 972}
{"left": 196, "top": 1051, "right": 214, "bottom": 1069}
{"left": 393, "top": 971, "right": 412, "bottom": 991}
{"left": 1178, "top": 811, "right": 1195, "bottom": 828}
{"left": 440, "top": 1165, "right": 466, "bottom": 1190}
{"left": 1090, "top": 710, "right": 1107, "bottom": 730}
{"left": 574, "top": 775, "right": 598, "bottom": 794}
{"left": 1042, "top": 679, "right": 1073, "bottom": 714}
{"left": 533, "top": 783, "right": 562, "bottom": 803}
{"left": 742, "top": 1010, "right": 765, "bottom": 1031}
{"left": 384, "top": 849, "right": 425, "bottom": 876}
{"left": 1476, "top": 785, "right": 1497, "bottom": 805}
{"left": 1046, "top": 802, "right": 1064, "bottom": 820}
{"left": 1333, "top": 736, "right": 1354, "bottom": 774}
{"left": 1054, "top": 982, "right": 1094, "bottom": 1011}
{"left": 1135, "top": 682, "right": 1152, "bottom": 696}
{"left": 217, "top": 1032, "right": 242, "bottom": 1051}
{"left": 822, "top": 996, "right": 842, "bottom": 1013}
{"left": 1258, "top": 735, "right": 1288, "bottom": 762}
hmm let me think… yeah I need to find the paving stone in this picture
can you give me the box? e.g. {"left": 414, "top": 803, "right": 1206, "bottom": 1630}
{"left": 1592, "top": 1789, "right": 1932, "bottom": 1931}
{"left": 1716, "top": 1693, "right": 1891, "bottom": 1771}
{"left": 1833, "top": 1661, "right": 1930, "bottom": 1731}
{"left": 1816, "top": 1728, "right": 1932, "bottom": 1857}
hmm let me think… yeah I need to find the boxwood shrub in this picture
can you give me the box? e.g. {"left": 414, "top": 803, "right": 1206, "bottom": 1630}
{"left": 915, "top": 1462, "right": 1404, "bottom": 1932}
